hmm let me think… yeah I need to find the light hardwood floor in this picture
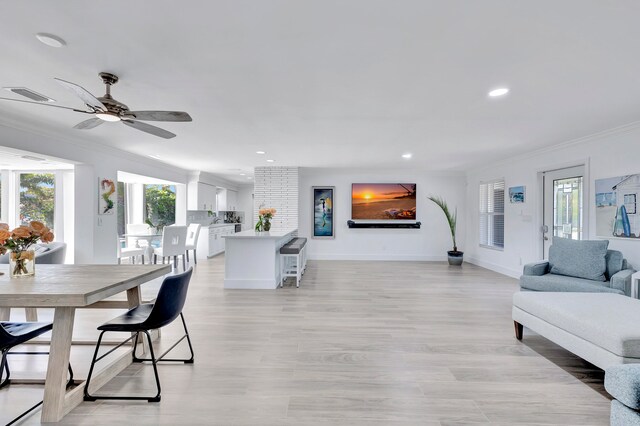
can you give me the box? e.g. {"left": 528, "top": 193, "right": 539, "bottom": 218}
{"left": 2, "top": 257, "right": 611, "bottom": 425}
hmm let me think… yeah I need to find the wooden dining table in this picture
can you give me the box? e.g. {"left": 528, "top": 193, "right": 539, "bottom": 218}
{"left": 0, "top": 264, "right": 171, "bottom": 422}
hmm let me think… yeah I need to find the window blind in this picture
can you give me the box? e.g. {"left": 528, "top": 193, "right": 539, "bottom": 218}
{"left": 479, "top": 180, "right": 505, "bottom": 249}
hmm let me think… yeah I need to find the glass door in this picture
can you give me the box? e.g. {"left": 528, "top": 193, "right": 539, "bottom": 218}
{"left": 542, "top": 166, "right": 585, "bottom": 258}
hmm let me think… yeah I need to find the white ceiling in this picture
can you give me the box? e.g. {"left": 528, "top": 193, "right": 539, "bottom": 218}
{"left": 0, "top": 147, "right": 74, "bottom": 170}
{"left": 1, "top": 1, "right": 640, "bottom": 182}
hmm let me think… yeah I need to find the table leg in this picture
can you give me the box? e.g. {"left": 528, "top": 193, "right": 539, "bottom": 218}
{"left": 25, "top": 307, "right": 38, "bottom": 321}
{"left": 0, "top": 307, "right": 9, "bottom": 321}
{"left": 41, "top": 307, "right": 75, "bottom": 423}
{"left": 126, "top": 286, "right": 149, "bottom": 356}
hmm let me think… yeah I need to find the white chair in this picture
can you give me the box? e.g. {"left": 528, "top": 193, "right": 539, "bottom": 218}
{"left": 117, "top": 237, "right": 146, "bottom": 264}
{"left": 185, "top": 224, "right": 201, "bottom": 265}
{"left": 153, "top": 225, "right": 188, "bottom": 271}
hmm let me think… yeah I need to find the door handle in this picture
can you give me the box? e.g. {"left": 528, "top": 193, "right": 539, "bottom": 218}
{"left": 544, "top": 236, "right": 549, "bottom": 241}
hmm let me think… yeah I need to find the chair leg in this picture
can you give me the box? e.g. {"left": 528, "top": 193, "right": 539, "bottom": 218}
{"left": 84, "top": 330, "right": 161, "bottom": 403}
{"left": 141, "top": 254, "right": 145, "bottom": 264}
{"left": 174, "top": 256, "right": 178, "bottom": 269}
{"left": 180, "top": 313, "right": 195, "bottom": 363}
{"left": 132, "top": 314, "right": 195, "bottom": 364}
{"left": 194, "top": 249, "right": 197, "bottom": 265}
{"left": 0, "top": 349, "right": 10, "bottom": 389}
{"left": 182, "top": 254, "right": 186, "bottom": 271}
{"left": 143, "top": 330, "right": 162, "bottom": 402}
{"left": 153, "top": 254, "right": 157, "bottom": 264}
{"left": 186, "top": 250, "right": 189, "bottom": 262}
{"left": 83, "top": 331, "right": 106, "bottom": 401}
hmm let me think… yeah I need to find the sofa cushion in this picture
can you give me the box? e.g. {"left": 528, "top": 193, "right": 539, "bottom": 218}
{"left": 610, "top": 400, "right": 640, "bottom": 426}
{"left": 513, "top": 292, "right": 640, "bottom": 358}
{"left": 605, "top": 365, "right": 640, "bottom": 410}
{"left": 520, "top": 274, "right": 623, "bottom": 294}
{"left": 549, "top": 237, "right": 609, "bottom": 281}
{"left": 606, "top": 250, "right": 625, "bottom": 279}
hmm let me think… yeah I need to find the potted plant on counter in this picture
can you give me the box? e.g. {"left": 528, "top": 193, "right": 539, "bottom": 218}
{"left": 427, "top": 196, "right": 463, "bottom": 266}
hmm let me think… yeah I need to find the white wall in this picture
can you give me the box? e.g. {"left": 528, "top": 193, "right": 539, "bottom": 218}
{"left": 299, "top": 168, "right": 466, "bottom": 261}
{"left": 0, "top": 121, "right": 190, "bottom": 264}
{"left": 237, "top": 184, "right": 254, "bottom": 231}
{"left": 465, "top": 122, "right": 640, "bottom": 277}
{"left": 254, "top": 167, "right": 299, "bottom": 230}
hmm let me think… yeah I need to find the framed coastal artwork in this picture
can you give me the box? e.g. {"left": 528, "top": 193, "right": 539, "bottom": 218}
{"left": 508, "top": 186, "right": 525, "bottom": 203}
{"left": 313, "top": 187, "right": 334, "bottom": 238}
{"left": 99, "top": 177, "right": 116, "bottom": 215}
{"left": 595, "top": 174, "right": 640, "bottom": 239}
{"left": 351, "top": 183, "right": 416, "bottom": 220}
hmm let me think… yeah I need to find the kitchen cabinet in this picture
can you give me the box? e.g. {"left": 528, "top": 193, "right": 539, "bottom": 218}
{"left": 197, "top": 183, "right": 217, "bottom": 211}
{"left": 196, "top": 224, "right": 236, "bottom": 259}
{"left": 217, "top": 189, "right": 238, "bottom": 212}
{"left": 227, "top": 190, "right": 238, "bottom": 211}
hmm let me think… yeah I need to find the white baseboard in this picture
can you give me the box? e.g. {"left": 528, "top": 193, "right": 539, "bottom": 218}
{"left": 465, "top": 256, "right": 521, "bottom": 278}
{"left": 309, "top": 253, "right": 447, "bottom": 261}
{"left": 223, "top": 279, "right": 279, "bottom": 289}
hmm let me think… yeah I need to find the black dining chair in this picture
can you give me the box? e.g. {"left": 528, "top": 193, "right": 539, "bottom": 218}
{"left": 83, "top": 267, "right": 194, "bottom": 403}
{"left": 1, "top": 321, "right": 74, "bottom": 425}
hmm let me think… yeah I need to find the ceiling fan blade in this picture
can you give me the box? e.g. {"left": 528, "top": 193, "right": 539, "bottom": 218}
{"left": 0, "top": 96, "right": 93, "bottom": 113}
{"left": 73, "top": 117, "right": 104, "bottom": 130}
{"left": 122, "top": 119, "right": 176, "bottom": 139}
{"left": 54, "top": 78, "right": 106, "bottom": 111}
{"left": 128, "top": 111, "right": 192, "bottom": 122}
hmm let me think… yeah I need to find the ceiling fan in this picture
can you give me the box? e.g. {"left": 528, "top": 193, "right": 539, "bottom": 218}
{"left": 0, "top": 72, "right": 192, "bottom": 139}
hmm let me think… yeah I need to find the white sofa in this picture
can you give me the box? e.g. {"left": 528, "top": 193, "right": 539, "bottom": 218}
{"left": 512, "top": 292, "right": 640, "bottom": 369}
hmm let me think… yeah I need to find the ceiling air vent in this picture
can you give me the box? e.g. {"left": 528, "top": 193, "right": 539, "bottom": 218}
{"left": 3, "top": 87, "right": 55, "bottom": 103}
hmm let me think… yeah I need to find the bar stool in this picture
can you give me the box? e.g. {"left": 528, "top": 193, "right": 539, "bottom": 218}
{"left": 279, "top": 238, "right": 307, "bottom": 288}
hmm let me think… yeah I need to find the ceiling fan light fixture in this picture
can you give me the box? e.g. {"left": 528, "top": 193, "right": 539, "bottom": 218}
{"left": 95, "top": 112, "right": 121, "bottom": 122}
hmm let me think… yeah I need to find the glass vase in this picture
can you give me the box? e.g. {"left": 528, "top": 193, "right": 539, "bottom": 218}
{"left": 263, "top": 220, "right": 271, "bottom": 232}
{"left": 10, "top": 249, "right": 35, "bottom": 278}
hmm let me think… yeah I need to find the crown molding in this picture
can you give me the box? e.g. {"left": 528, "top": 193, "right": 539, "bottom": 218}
{"left": 466, "top": 120, "right": 640, "bottom": 175}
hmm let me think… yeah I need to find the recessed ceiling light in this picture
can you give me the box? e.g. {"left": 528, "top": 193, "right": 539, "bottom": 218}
{"left": 402, "top": 153, "right": 412, "bottom": 159}
{"left": 148, "top": 154, "right": 161, "bottom": 159}
{"left": 239, "top": 173, "right": 246, "bottom": 176}
{"left": 247, "top": 176, "right": 253, "bottom": 179}
{"left": 256, "top": 151, "right": 266, "bottom": 155}
{"left": 35, "top": 33, "right": 67, "bottom": 48}
{"left": 488, "top": 88, "right": 509, "bottom": 97}
{"left": 266, "top": 159, "right": 275, "bottom": 163}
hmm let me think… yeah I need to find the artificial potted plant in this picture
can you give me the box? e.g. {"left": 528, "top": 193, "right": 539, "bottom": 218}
{"left": 428, "top": 196, "right": 463, "bottom": 266}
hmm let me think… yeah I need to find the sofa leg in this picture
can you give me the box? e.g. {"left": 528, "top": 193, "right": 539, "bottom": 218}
{"left": 514, "top": 321, "right": 523, "bottom": 340}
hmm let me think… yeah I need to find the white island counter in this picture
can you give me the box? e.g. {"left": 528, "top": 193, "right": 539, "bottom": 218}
{"left": 222, "top": 229, "right": 297, "bottom": 289}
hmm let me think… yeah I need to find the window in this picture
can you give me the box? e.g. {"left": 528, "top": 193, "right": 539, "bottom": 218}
{"left": 624, "top": 193, "right": 637, "bottom": 215}
{"left": 479, "top": 180, "right": 504, "bottom": 249}
{"left": 144, "top": 184, "right": 176, "bottom": 228}
{"left": 19, "top": 172, "right": 55, "bottom": 230}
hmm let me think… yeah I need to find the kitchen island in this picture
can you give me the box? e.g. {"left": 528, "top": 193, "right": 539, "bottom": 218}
{"left": 222, "top": 228, "right": 297, "bottom": 289}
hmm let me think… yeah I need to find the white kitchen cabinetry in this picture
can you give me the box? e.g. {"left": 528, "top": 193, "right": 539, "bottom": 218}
{"left": 217, "top": 189, "right": 238, "bottom": 211}
{"left": 196, "top": 224, "right": 236, "bottom": 259}
{"left": 197, "top": 183, "right": 217, "bottom": 211}
{"left": 226, "top": 190, "right": 238, "bottom": 211}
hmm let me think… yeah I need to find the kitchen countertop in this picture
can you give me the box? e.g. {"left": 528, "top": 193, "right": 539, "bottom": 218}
{"left": 201, "top": 223, "right": 241, "bottom": 228}
{"left": 223, "top": 229, "right": 297, "bottom": 239}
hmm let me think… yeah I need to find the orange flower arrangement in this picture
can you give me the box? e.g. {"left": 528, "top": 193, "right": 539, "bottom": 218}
{"left": 0, "top": 221, "right": 54, "bottom": 256}
{"left": 0, "top": 221, "right": 53, "bottom": 276}
{"left": 258, "top": 208, "right": 277, "bottom": 219}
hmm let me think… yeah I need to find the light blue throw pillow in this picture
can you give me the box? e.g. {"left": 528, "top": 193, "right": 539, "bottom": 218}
{"left": 549, "top": 237, "right": 609, "bottom": 281}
